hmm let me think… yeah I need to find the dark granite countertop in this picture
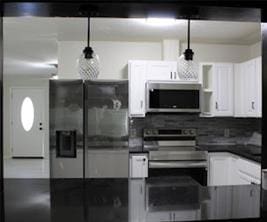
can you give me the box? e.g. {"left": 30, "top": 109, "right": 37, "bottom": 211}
{"left": 3, "top": 177, "right": 261, "bottom": 222}
{"left": 197, "top": 144, "right": 261, "bottom": 163}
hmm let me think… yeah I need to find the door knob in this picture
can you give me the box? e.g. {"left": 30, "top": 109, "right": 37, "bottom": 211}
{"left": 39, "top": 127, "right": 43, "bottom": 130}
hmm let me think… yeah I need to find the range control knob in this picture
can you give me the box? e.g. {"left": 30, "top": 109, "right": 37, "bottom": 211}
{"left": 189, "top": 129, "right": 196, "bottom": 135}
{"left": 183, "top": 129, "right": 189, "bottom": 135}
{"left": 146, "top": 130, "right": 152, "bottom": 135}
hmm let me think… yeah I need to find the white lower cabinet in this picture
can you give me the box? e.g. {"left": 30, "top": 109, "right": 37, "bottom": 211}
{"left": 208, "top": 152, "right": 261, "bottom": 186}
{"left": 129, "top": 179, "right": 146, "bottom": 222}
{"left": 232, "top": 186, "right": 260, "bottom": 218}
{"left": 207, "top": 186, "right": 232, "bottom": 219}
{"left": 208, "top": 153, "right": 231, "bottom": 186}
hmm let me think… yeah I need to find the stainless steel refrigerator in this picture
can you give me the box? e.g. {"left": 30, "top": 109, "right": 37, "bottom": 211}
{"left": 49, "top": 80, "right": 129, "bottom": 178}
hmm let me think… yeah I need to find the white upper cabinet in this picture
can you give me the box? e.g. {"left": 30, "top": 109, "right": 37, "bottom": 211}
{"left": 146, "top": 61, "right": 178, "bottom": 81}
{"left": 234, "top": 57, "right": 261, "bottom": 117}
{"left": 128, "top": 60, "right": 146, "bottom": 117}
{"left": 128, "top": 60, "right": 179, "bottom": 117}
{"left": 234, "top": 63, "right": 246, "bottom": 117}
{"left": 213, "top": 63, "right": 234, "bottom": 116}
{"left": 200, "top": 63, "right": 234, "bottom": 117}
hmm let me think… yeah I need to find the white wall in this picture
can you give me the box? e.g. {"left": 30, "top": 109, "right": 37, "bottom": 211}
{"left": 162, "top": 39, "right": 180, "bottom": 61}
{"left": 59, "top": 40, "right": 261, "bottom": 80}
{"left": 3, "top": 75, "right": 49, "bottom": 159}
{"left": 58, "top": 41, "right": 162, "bottom": 79}
{"left": 180, "top": 42, "right": 255, "bottom": 63}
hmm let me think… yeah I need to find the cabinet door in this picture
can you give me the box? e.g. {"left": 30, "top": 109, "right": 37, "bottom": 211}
{"left": 244, "top": 59, "right": 258, "bottom": 117}
{"left": 244, "top": 57, "right": 262, "bottom": 117}
{"left": 208, "top": 187, "right": 232, "bottom": 219}
{"left": 213, "top": 64, "right": 234, "bottom": 116}
{"left": 232, "top": 186, "right": 260, "bottom": 218}
{"left": 234, "top": 63, "right": 246, "bottom": 117}
{"left": 255, "top": 57, "right": 262, "bottom": 117}
{"left": 209, "top": 153, "right": 230, "bottom": 186}
{"left": 146, "top": 61, "right": 176, "bottom": 81}
{"left": 129, "top": 179, "right": 146, "bottom": 222}
{"left": 129, "top": 61, "right": 146, "bottom": 117}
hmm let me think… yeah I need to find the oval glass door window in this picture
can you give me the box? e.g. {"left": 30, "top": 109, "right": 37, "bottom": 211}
{"left": 21, "top": 97, "right": 35, "bottom": 131}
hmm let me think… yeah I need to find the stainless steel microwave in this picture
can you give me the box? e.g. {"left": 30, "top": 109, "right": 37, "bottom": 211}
{"left": 146, "top": 82, "right": 201, "bottom": 113}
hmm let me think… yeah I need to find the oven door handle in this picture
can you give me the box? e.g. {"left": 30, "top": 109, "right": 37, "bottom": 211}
{"left": 149, "top": 160, "right": 207, "bottom": 168}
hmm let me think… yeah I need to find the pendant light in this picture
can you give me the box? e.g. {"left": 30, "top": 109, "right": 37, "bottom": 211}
{"left": 78, "top": 16, "right": 100, "bottom": 80}
{"left": 178, "top": 19, "right": 198, "bottom": 80}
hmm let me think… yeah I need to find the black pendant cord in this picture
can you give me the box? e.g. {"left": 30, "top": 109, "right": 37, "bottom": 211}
{"left": 83, "top": 16, "right": 93, "bottom": 59}
{"left": 87, "top": 16, "right": 90, "bottom": 48}
{"left": 184, "top": 19, "right": 194, "bottom": 60}
{"left": 187, "top": 19, "right": 190, "bottom": 49}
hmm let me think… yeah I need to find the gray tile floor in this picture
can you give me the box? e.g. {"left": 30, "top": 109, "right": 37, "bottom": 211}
{"left": 4, "top": 158, "right": 50, "bottom": 178}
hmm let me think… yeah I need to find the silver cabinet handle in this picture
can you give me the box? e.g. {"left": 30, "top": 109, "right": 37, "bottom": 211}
{"left": 169, "top": 213, "right": 172, "bottom": 221}
{"left": 173, "top": 213, "right": 175, "bottom": 221}
{"left": 170, "top": 72, "right": 173, "bottom": 79}
{"left": 252, "top": 101, "right": 255, "bottom": 110}
{"left": 140, "top": 100, "right": 143, "bottom": 108}
{"left": 215, "top": 102, "right": 218, "bottom": 110}
{"left": 174, "top": 72, "right": 177, "bottom": 79}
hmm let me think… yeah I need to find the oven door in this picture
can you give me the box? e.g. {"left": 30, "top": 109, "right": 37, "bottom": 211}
{"left": 146, "top": 82, "right": 201, "bottom": 113}
{"left": 149, "top": 160, "right": 208, "bottom": 186}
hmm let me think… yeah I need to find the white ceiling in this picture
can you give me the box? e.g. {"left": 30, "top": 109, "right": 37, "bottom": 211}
{"left": 3, "top": 17, "right": 261, "bottom": 76}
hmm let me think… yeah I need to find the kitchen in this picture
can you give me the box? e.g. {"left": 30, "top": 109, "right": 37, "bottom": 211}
{"left": 1, "top": 14, "right": 263, "bottom": 222}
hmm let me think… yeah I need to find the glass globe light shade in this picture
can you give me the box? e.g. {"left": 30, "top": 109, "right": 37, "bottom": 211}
{"left": 78, "top": 49, "right": 100, "bottom": 80}
{"left": 178, "top": 54, "right": 198, "bottom": 81}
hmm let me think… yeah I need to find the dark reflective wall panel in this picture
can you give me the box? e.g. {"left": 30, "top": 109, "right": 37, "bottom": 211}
{"left": 0, "top": 15, "right": 4, "bottom": 222}
{"left": 0, "top": 2, "right": 264, "bottom": 222}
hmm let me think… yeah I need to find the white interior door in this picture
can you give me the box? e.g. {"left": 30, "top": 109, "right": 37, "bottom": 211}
{"left": 11, "top": 88, "right": 45, "bottom": 157}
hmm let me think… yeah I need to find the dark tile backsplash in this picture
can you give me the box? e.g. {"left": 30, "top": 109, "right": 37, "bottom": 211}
{"left": 129, "top": 114, "right": 261, "bottom": 149}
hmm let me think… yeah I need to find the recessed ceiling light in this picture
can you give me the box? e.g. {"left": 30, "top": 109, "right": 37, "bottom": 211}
{"left": 133, "top": 18, "right": 185, "bottom": 27}
{"left": 146, "top": 18, "right": 177, "bottom": 26}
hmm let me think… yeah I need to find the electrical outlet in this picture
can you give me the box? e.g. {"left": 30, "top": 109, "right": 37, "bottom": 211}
{"left": 224, "top": 128, "right": 230, "bottom": 137}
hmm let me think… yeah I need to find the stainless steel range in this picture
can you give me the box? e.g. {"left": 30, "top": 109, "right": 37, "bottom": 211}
{"left": 143, "top": 128, "right": 208, "bottom": 185}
